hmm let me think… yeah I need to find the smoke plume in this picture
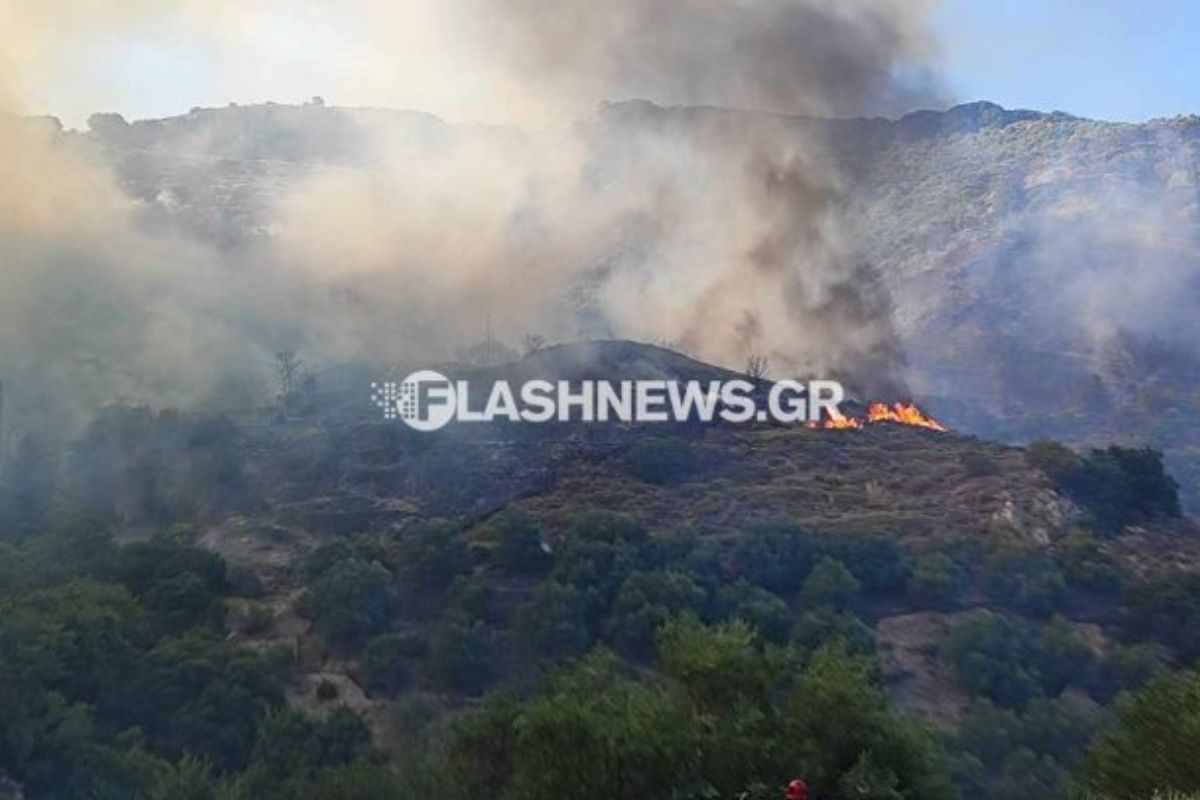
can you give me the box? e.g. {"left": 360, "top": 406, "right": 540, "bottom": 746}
{"left": 0, "top": 0, "right": 944, "bottom": 446}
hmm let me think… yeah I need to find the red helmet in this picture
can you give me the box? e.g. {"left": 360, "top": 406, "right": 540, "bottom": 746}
{"left": 786, "top": 779, "right": 809, "bottom": 800}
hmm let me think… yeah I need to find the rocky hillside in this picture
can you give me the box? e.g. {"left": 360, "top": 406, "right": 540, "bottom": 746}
{"left": 63, "top": 99, "right": 1200, "bottom": 510}
{"left": 5, "top": 339, "right": 1198, "bottom": 800}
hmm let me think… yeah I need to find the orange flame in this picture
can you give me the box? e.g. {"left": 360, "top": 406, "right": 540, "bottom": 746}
{"left": 811, "top": 415, "right": 863, "bottom": 430}
{"left": 865, "top": 402, "right": 948, "bottom": 432}
{"left": 810, "top": 401, "right": 947, "bottom": 432}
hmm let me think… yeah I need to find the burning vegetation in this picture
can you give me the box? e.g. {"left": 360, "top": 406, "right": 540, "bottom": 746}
{"left": 809, "top": 401, "right": 947, "bottom": 432}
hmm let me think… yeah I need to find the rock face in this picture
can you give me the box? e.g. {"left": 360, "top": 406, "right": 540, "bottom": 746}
{"left": 826, "top": 102, "right": 1200, "bottom": 514}
{"left": 76, "top": 99, "right": 1200, "bottom": 508}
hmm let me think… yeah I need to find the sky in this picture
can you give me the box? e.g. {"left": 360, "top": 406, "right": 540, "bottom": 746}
{"left": 934, "top": 0, "right": 1200, "bottom": 122}
{"left": 21, "top": 0, "right": 1200, "bottom": 126}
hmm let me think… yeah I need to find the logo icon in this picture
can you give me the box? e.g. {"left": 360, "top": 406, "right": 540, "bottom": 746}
{"left": 372, "top": 371, "right": 457, "bottom": 431}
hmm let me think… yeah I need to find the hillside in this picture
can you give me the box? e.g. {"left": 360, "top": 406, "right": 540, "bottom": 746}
{"left": 2, "top": 340, "right": 1199, "bottom": 798}
{"left": 65, "top": 99, "right": 1200, "bottom": 511}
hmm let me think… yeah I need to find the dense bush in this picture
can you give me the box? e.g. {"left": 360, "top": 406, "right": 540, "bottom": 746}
{"left": 791, "top": 608, "right": 876, "bottom": 659}
{"left": 0, "top": 523, "right": 387, "bottom": 800}
{"left": 440, "top": 618, "right": 956, "bottom": 800}
{"left": 516, "top": 581, "right": 593, "bottom": 661}
{"left": 1027, "top": 441, "right": 1181, "bottom": 533}
{"left": 605, "top": 570, "right": 708, "bottom": 656}
{"left": 550, "top": 511, "right": 652, "bottom": 617}
{"left": 430, "top": 620, "right": 494, "bottom": 695}
{"left": 942, "top": 611, "right": 1093, "bottom": 708}
{"left": 299, "top": 557, "right": 395, "bottom": 646}
{"left": 715, "top": 581, "right": 793, "bottom": 643}
{"left": 981, "top": 547, "right": 1066, "bottom": 617}
{"left": 1124, "top": 574, "right": 1200, "bottom": 662}
{"left": 801, "top": 557, "right": 861, "bottom": 611}
{"left": 957, "top": 697, "right": 1096, "bottom": 781}
{"left": 486, "top": 510, "right": 552, "bottom": 575}
{"left": 908, "top": 552, "right": 970, "bottom": 609}
{"left": 117, "top": 534, "right": 228, "bottom": 634}
{"left": 1055, "top": 532, "right": 1125, "bottom": 595}
{"left": 363, "top": 634, "right": 413, "bottom": 696}
{"left": 1083, "top": 670, "right": 1200, "bottom": 797}
{"left": 1088, "top": 644, "right": 1162, "bottom": 703}
{"left": 396, "top": 522, "right": 472, "bottom": 590}
{"left": 445, "top": 575, "right": 498, "bottom": 624}
{"left": 719, "top": 524, "right": 909, "bottom": 599}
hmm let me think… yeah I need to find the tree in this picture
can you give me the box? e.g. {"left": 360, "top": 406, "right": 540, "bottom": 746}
{"left": 487, "top": 510, "right": 551, "bottom": 575}
{"left": 242, "top": 707, "right": 372, "bottom": 796}
{"left": 300, "top": 558, "right": 395, "bottom": 646}
{"left": 657, "top": 617, "right": 779, "bottom": 715}
{"left": 791, "top": 608, "right": 876, "bottom": 658}
{"left": 148, "top": 755, "right": 219, "bottom": 800}
{"left": 784, "top": 645, "right": 956, "bottom": 800}
{"left": 275, "top": 351, "right": 302, "bottom": 416}
{"left": 605, "top": 570, "right": 708, "bottom": 657}
{"left": 430, "top": 621, "right": 493, "bottom": 695}
{"left": 362, "top": 634, "right": 412, "bottom": 697}
{"left": 396, "top": 523, "right": 471, "bottom": 590}
{"left": 1088, "top": 644, "right": 1161, "bottom": 703}
{"left": 715, "top": 581, "right": 793, "bottom": 643}
{"left": 746, "top": 353, "right": 769, "bottom": 384}
{"left": 942, "top": 611, "right": 1040, "bottom": 708}
{"left": 521, "top": 334, "right": 547, "bottom": 357}
{"left": 981, "top": 548, "right": 1065, "bottom": 617}
{"left": 1029, "top": 442, "right": 1181, "bottom": 533}
{"left": 907, "top": 553, "right": 969, "bottom": 610}
{"left": 1026, "top": 440, "right": 1078, "bottom": 480}
{"left": 1083, "top": 669, "right": 1200, "bottom": 797}
{"left": 722, "top": 523, "right": 819, "bottom": 594}
{"left": 801, "top": 557, "right": 861, "bottom": 611}
{"left": 443, "top": 693, "right": 521, "bottom": 800}
{"left": 0, "top": 434, "right": 59, "bottom": 537}
{"left": 516, "top": 581, "right": 592, "bottom": 661}
{"left": 302, "top": 761, "right": 407, "bottom": 800}
{"left": 1034, "top": 619, "right": 1093, "bottom": 697}
{"left": 507, "top": 652, "right": 702, "bottom": 800}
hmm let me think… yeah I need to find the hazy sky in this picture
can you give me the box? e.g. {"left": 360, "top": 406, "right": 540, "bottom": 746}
{"left": 934, "top": 0, "right": 1200, "bottom": 122}
{"left": 23, "top": 0, "right": 1200, "bottom": 126}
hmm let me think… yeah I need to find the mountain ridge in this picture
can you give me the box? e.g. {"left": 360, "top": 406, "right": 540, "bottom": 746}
{"left": 17, "top": 97, "right": 1200, "bottom": 509}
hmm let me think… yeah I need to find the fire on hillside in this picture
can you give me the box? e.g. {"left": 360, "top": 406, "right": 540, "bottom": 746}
{"left": 807, "top": 402, "right": 947, "bottom": 432}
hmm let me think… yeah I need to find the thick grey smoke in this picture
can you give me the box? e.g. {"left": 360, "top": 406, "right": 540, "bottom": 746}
{"left": 0, "top": 0, "right": 944, "bottom": 451}
{"left": 480, "top": 0, "right": 939, "bottom": 117}
{"left": 270, "top": 0, "right": 941, "bottom": 392}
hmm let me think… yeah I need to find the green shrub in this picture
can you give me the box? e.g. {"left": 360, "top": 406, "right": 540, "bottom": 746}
{"left": 363, "top": 634, "right": 413, "bottom": 696}
{"left": 908, "top": 553, "right": 969, "bottom": 610}
{"left": 299, "top": 558, "right": 395, "bottom": 646}
{"left": 430, "top": 621, "right": 494, "bottom": 695}
{"left": 943, "top": 610, "right": 1041, "bottom": 708}
{"left": 1083, "top": 670, "right": 1200, "bottom": 797}
{"left": 715, "top": 581, "right": 793, "bottom": 643}
{"left": 801, "top": 557, "right": 861, "bottom": 611}
{"left": 396, "top": 522, "right": 471, "bottom": 590}
{"left": 516, "top": 581, "right": 593, "bottom": 661}
{"left": 605, "top": 570, "right": 708, "bottom": 656}
{"left": 487, "top": 510, "right": 552, "bottom": 575}
{"left": 1029, "top": 442, "right": 1181, "bottom": 533}
{"left": 981, "top": 548, "right": 1066, "bottom": 617}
